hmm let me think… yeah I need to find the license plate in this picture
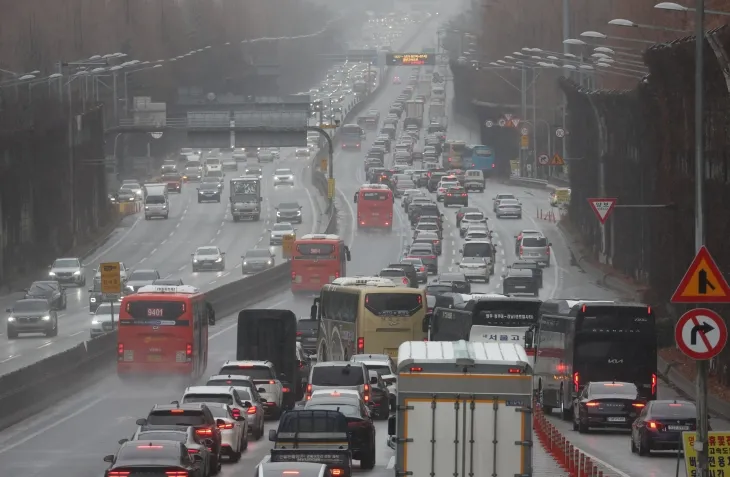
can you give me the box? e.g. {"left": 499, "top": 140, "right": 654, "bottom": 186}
{"left": 514, "top": 286, "right": 526, "bottom": 289}
{"left": 384, "top": 348, "right": 398, "bottom": 357}
{"left": 310, "top": 278, "right": 320, "bottom": 283}
{"left": 306, "top": 337, "right": 317, "bottom": 342}
{"left": 147, "top": 354, "right": 162, "bottom": 362}
{"left": 372, "top": 212, "right": 379, "bottom": 216}
{"left": 668, "top": 425, "right": 689, "bottom": 431}
{"left": 607, "top": 417, "right": 626, "bottom": 422}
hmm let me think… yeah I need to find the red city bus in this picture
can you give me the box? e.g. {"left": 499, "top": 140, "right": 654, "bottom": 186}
{"left": 353, "top": 183, "right": 394, "bottom": 229}
{"left": 290, "top": 234, "right": 351, "bottom": 293}
{"left": 117, "top": 285, "right": 210, "bottom": 378}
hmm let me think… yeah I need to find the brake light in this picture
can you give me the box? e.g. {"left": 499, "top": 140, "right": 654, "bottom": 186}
{"left": 646, "top": 420, "right": 663, "bottom": 431}
{"left": 171, "top": 409, "right": 184, "bottom": 413}
{"left": 633, "top": 402, "right": 646, "bottom": 408}
{"left": 296, "top": 331, "right": 302, "bottom": 336}
{"left": 137, "top": 445, "right": 165, "bottom": 449}
{"left": 330, "top": 469, "right": 343, "bottom": 476}
{"left": 410, "top": 367, "right": 423, "bottom": 372}
{"left": 448, "top": 157, "right": 452, "bottom": 162}
{"left": 231, "top": 408, "right": 241, "bottom": 419}
{"left": 269, "top": 380, "right": 276, "bottom": 384}
{"left": 420, "top": 266, "right": 425, "bottom": 272}
{"left": 447, "top": 193, "right": 452, "bottom": 196}
{"left": 282, "top": 387, "right": 291, "bottom": 393}
{"left": 247, "top": 407, "right": 257, "bottom": 414}
{"left": 428, "top": 255, "right": 436, "bottom": 259}
{"left": 492, "top": 163, "right": 495, "bottom": 168}
{"left": 186, "top": 343, "right": 192, "bottom": 358}
{"left": 546, "top": 246, "right": 550, "bottom": 255}
{"left": 195, "top": 428, "right": 213, "bottom": 437}
{"left": 108, "top": 473, "right": 130, "bottom": 477}
{"left": 165, "top": 472, "right": 188, "bottom": 477}
{"left": 461, "top": 193, "right": 467, "bottom": 197}
{"left": 348, "top": 420, "right": 369, "bottom": 429}
{"left": 519, "top": 246, "right": 523, "bottom": 257}
{"left": 363, "top": 383, "right": 370, "bottom": 402}
{"left": 652, "top": 373, "right": 657, "bottom": 396}
{"left": 187, "top": 449, "right": 199, "bottom": 454}
{"left": 335, "top": 271, "right": 340, "bottom": 279}
{"left": 573, "top": 372, "right": 580, "bottom": 392}
{"left": 585, "top": 402, "right": 599, "bottom": 407}
{"left": 218, "top": 422, "right": 234, "bottom": 429}
{"left": 357, "top": 337, "right": 364, "bottom": 352}
{"left": 291, "top": 271, "right": 296, "bottom": 280}
{"left": 508, "top": 368, "right": 522, "bottom": 374}
{"left": 524, "top": 348, "right": 535, "bottom": 356}
{"left": 117, "top": 343, "right": 124, "bottom": 360}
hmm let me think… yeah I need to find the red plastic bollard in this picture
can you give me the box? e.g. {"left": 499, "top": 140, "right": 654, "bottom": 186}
{"left": 584, "top": 458, "right": 592, "bottom": 477}
{"left": 567, "top": 444, "right": 574, "bottom": 473}
{"left": 578, "top": 453, "right": 585, "bottom": 477}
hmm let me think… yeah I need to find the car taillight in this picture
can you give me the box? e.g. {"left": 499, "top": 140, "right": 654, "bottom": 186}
{"left": 296, "top": 331, "right": 302, "bottom": 336}
{"left": 652, "top": 373, "right": 657, "bottom": 396}
{"left": 428, "top": 255, "right": 436, "bottom": 259}
{"left": 546, "top": 246, "right": 550, "bottom": 255}
{"left": 117, "top": 343, "right": 124, "bottom": 360}
{"left": 231, "top": 408, "right": 241, "bottom": 419}
{"left": 187, "top": 449, "right": 199, "bottom": 454}
{"left": 461, "top": 193, "right": 467, "bottom": 197}
{"left": 646, "top": 420, "right": 664, "bottom": 431}
{"left": 330, "top": 468, "right": 344, "bottom": 476}
{"left": 283, "top": 387, "right": 291, "bottom": 393}
{"left": 247, "top": 407, "right": 257, "bottom": 414}
{"left": 447, "top": 193, "right": 452, "bottom": 196}
{"left": 420, "top": 266, "right": 425, "bottom": 272}
{"left": 291, "top": 271, "right": 297, "bottom": 280}
{"left": 348, "top": 420, "right": 369, "bottom": 429}
{"left": 585, "top": 401, "right": 599, "bottom": 407}
{"left": 195, "top": 428, "right": 213, "bottom": 437}
{"left": 364, "top": 384, "right": 370, "bottom": 401}
{"left": 165, "top": 472, "right": 188, "bottom": 477}
{"left": 306, "top": 383, "right": 312, "bottom": 399}
{"left": 434, "top": 240, "right": 440, "bottom": 244}
{"left": 519, "top": 246, "right": 524, "bottom": 257}
{"left": 573, "top": 372, "right": 580, "bottom": 393}
{"left": 186, "top": 343, "right": 192, "bottom": 359}
{"left": 448, "top": 157, "right": 452, "bottom": 162}
{"left": 357, "top": 337, "right": 364, "bottom": 352}
{"left": 108, "top": 472, "right": 130, "bottom": 477}
{"left": 492, "top": 163, "right": 495, "bottom": 168}
{"left": 633, "top": 402, "right": 646, "bottom": 408}
{"left": 218, "top": 422, "right": 234, "bottom": 429}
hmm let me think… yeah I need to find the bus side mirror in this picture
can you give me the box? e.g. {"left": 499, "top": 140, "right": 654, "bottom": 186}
{"left": 388, "top": 415, "right": 396, "bottom": 435}
{"left": 353, "top": 194, "right": 358, "bottom": 203}
{"left": 524, "top": 330, "right": 534, "bottom": 349}
{"left": 310, "top": 304, "right": 318, "bottom": 321}
{"left": 346, "top": 249, "right": 352, "bottom": 261}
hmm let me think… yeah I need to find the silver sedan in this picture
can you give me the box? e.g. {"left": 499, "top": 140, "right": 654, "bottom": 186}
{"left": 90, "top": 301, "right": 121, "bottom": 338}
{"left": 269, "top": 223, "right": 296, "bottom": 245}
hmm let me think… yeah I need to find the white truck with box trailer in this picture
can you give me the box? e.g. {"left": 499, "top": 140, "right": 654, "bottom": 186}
{"left": 387, "top": 340, "right": 534, "bottom": 477}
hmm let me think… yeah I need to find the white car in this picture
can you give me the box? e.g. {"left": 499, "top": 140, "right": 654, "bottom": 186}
{"left": 273, "top": 168, "right": 295, "bottom": 185}
{"left": 270, "top": 148, "right": 280, "bottom": 159}
{"left": 219, "top": 360, "right": 285, "bottom": 418}
{"left": 436, "top": 180, "right": 459, "bottom": 201}
{"left": 257, "top": 149, "right": 274, "bottom": 163}
{"left": 493, "top": 193, "right": 517, "bottom": 212}
{"left": 295, "top": 147, "right": 311, "bottom": 158}
{"left": 233, "top": 148, "right": 247, "bottom": 162}
{"left": 180, "top": 387, "right": 249, "bottom": 460}
{"left": 269, "top": 222, "right": 296, "bottom": 245}
{"left": 456, "top": 256, "right": 491, "bottom": 283}
{"left": 205, "top": 158, "right": 222, "bottom": 173}
{"left": 205, "top": 374, "right": 265, "bottom": 439}
{"left": 221, "top": 156, "right": 238, "bottom": 171}
{"left": 459, "top": 212, "right": 487, "bottom": 237}
{"left": 464, "top": 227, "right": 491, "bottom": 242}
{"left": 496, "top": 198, "right": 523, "bottom": 218}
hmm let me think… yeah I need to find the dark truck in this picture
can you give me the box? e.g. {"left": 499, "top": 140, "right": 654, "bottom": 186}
{"left": 268, "top": 410, "right": 353, "bottom": 477}
{"left": 237, "top": 309, "right": 301, "bottom": 406}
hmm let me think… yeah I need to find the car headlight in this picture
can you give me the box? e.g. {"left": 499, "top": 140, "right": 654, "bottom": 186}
{"left": 90, "top": 297, "right": 96, "bottom": 303}
{"left": 215, "top": 258, "right": 222, "bottom": 263}
{"left": 49, "top": 271, "right": 56, "bottom": 276}
{"left": 276, "top": 211, "right": 281, "bottom": 216}
{"left": 145, "top": 206, "right": 149, "bottom": 210}
{"left": 193, "top": 259, "right": 198, "bottom": 263}
{"left": 7, "top": 317, "right": 15, "bottom": 322}
{"left": 296, "top": 211, "right": 301, "bottom": 216}
{"left": 242, "top": 261, "right": 248, "bottom": 266}
{"left": 42, "top": 315, "right": 51, "bottom": 321}
{"left": 91, "top": 319, "right": 100, "bottom": 325}
{"left": 127, "top": 285, "right": 134, "bottom": 290}
{"left": 267, "top": 260, "right": 272, "bottom": 265}
{"left": 73, "top": 270, "right": 81, "bottom": 276}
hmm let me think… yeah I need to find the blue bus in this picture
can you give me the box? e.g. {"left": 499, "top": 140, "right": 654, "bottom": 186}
{"left": 463, "top": 145, "right": 496, "bottom": 176}
{"left": 340, "top": 123, "right": 363, "bottom": 151}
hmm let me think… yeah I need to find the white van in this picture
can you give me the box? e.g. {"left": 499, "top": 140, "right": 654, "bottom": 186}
{"left": 464, "top": 169, "right": 485, "bottom": 192}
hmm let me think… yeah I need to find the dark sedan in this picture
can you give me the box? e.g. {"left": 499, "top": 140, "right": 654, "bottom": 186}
{"left": 276, "top": 201, "right": 303, "bottom": 224}
{"left": 6, "top": 298, "right": 58, "bottom": 338}
{"left": 24, "top": 280, "right": 66, "bottom": 310}
{"left": 631, "top": 399, "right": 698, "bottom": 455}
{"left": 296, "top": 319, "right": 319, "bottom": 354}
{"left": 434, "top": 273, "right": 471, "bottom": 294}
{"left": 573, "top": 381, "right": 646, "bottom": 433}
{"left": 367, "top": 371, "right": 391, "bottom": 420}
{"left": 197, "top": 183, "right": 222, "bottom": 202}
{"left": 103, "top": 440, "right": 204, "bottom": 477}
{"left": 241, "top": 248, "right": 276, "bottom": 274}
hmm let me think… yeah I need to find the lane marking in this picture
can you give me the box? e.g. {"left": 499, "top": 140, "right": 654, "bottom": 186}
{"left": 161, "top": 239, "right": 167, "bottom": 245}
{"left": 150, "top": 248, "right": 157, "bottom": 255}
{"left": 139, "top": 257, "right": 147, "bottom": 264}
{"left": 0, "top": 355, "right": 18, "bottom": 363}
{"left": 70, "top": 331, "right": 85, "bottom": 337}
{"left": 37, "top": 341, "right": 54, "bottom": 349}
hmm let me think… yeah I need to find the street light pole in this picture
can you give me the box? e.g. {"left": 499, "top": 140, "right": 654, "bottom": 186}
{"left": 694, "top": 0, "right": 708, "bottom": 475}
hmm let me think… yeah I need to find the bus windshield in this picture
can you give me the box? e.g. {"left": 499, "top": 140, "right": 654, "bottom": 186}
{"left": 341, "top": 125, "right": 362, "bottom": 136}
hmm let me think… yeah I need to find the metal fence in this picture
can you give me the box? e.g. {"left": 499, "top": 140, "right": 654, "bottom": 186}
{"left": 0, "top": 98, "right": 109, "bottom": 287}
{"left": 561, "top": 25, "right": 730, "bottom": 342}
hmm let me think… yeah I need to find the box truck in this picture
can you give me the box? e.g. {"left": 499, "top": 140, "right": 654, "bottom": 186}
{"left": 388, "top": 340, "right": 534, "bottom": 477}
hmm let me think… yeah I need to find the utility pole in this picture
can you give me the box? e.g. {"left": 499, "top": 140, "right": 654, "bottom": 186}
{"left": 561, "top": 0, "right": 570, "bottom": 177}
{"left": 694, "top": 0, "right": 709, "bottom": 475}
{"left": 520, "top": 67, "right": 527, "bottom": 176}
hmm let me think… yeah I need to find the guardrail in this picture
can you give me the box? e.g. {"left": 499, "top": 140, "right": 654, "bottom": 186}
{"left": 0, "top": 19, "right": 430, "bottom": 433}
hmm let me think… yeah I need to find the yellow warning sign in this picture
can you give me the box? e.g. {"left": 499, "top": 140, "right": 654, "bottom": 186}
{"left": 671, "top": 246, "right": 730, "bottom": 303}
{"left": 682, "top": 431, "right": 730, "bottom": 476}
{"left": 520, "top": 135, "right": 529, "bottom": 150}
{"left": 549, "top": 153, "right": 565, "bottom": 166}
{"left": 282, "top": 234, "right": 296, "bottom": 259}
{"left": 327, "top": 178, "right": 336, "bottom": 199}
{"left": 100, "top": 262, "right": 122, "bottom": 294}
{"left": 320, "top": 158, "right": 328, "bottom": 172}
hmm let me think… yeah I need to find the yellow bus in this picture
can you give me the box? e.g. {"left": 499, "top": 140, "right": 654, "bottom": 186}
{"left": 310, "top": 277, "right": 427, "bottom": 361}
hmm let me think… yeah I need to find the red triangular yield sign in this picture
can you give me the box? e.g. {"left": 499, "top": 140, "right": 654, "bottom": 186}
{"left": 671, "top": 246, "right": 730, "bottom": 303}
{"left": 587, "top": 198, "right": 617, "bottom": 224}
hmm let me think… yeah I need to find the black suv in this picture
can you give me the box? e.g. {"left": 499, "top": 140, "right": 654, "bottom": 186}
{"left": 509, "top": 260, "right": 543, "bottom": 288}
{"left": 296, "top": 319, "right": 320, "bottom": 354}
{"left": 427, "top": 172, "right": 448, "bottom": 192}
{"left": 136, "top": 403, "right": 224, "bottom": 475}
{"left": 503, "top": 268, "right": 539, "bottom": 296}
{"left": 443, "top": 186, "right": 469, "bottom": 207}
{"left": 410, "top": 204, "right": 442, "bottom": 227}
{"left": 24, "top": 280, "right": 66, "bottom": 310}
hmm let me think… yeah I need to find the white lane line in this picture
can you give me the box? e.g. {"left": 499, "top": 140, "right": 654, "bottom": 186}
{"left": 169, "top": 232, "right": 174, "bottom": 237}
{"left": 178, "top": 265, "right": 186, "bottom": 271}
{"left": 161, "top": 239, "right": 167, "bottom": 245}
{"left": 176, "top": 223, "right": 181, "bottom": 228}
{"left": 0, "top": 355, "right": 18, "bottom": 363}
{"left": 150, "top": 248, "right": 158, "bottom": 255}
{"left": 209, "top": 280, "right": 217, "bottom": 285}
{"left": 37, "top": 341, "right": 53, "bottom": 349}
{"left": 70, "top": 331, "right": 85, "bottom": 337}
{"left": 216, "top": 229, "right": 221, "bottom": 235}
{"left": 86, "top": 216, "right": 142, "bottom": 264}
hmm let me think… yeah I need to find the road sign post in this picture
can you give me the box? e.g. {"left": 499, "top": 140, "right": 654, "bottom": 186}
{"left": 587, "top": 198, "right": 617, "bottom": 224}
{"left": 100, "top": 262, "right": 122, "bottom": 294}
{"left": 555, "top": 128, "right": 565, "bottom": 138}
{"left": 671, "top": 246, "right": 730, "bottom": 303}
{"left": 675, "top": 309, "right": 727, "bottom": 360}
{"left": 538, "top": 154, "right": 549, "bottom": 165}
{"left": 549, "top": 153, "right": 565, "bottom": 166}
{"left": 520, "top": 135, "right": 529, "bottom": 150}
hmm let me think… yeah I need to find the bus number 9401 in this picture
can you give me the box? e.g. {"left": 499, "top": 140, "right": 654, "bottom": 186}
{"left": 147, "top": 308, "right": 164, "bottom": 318}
